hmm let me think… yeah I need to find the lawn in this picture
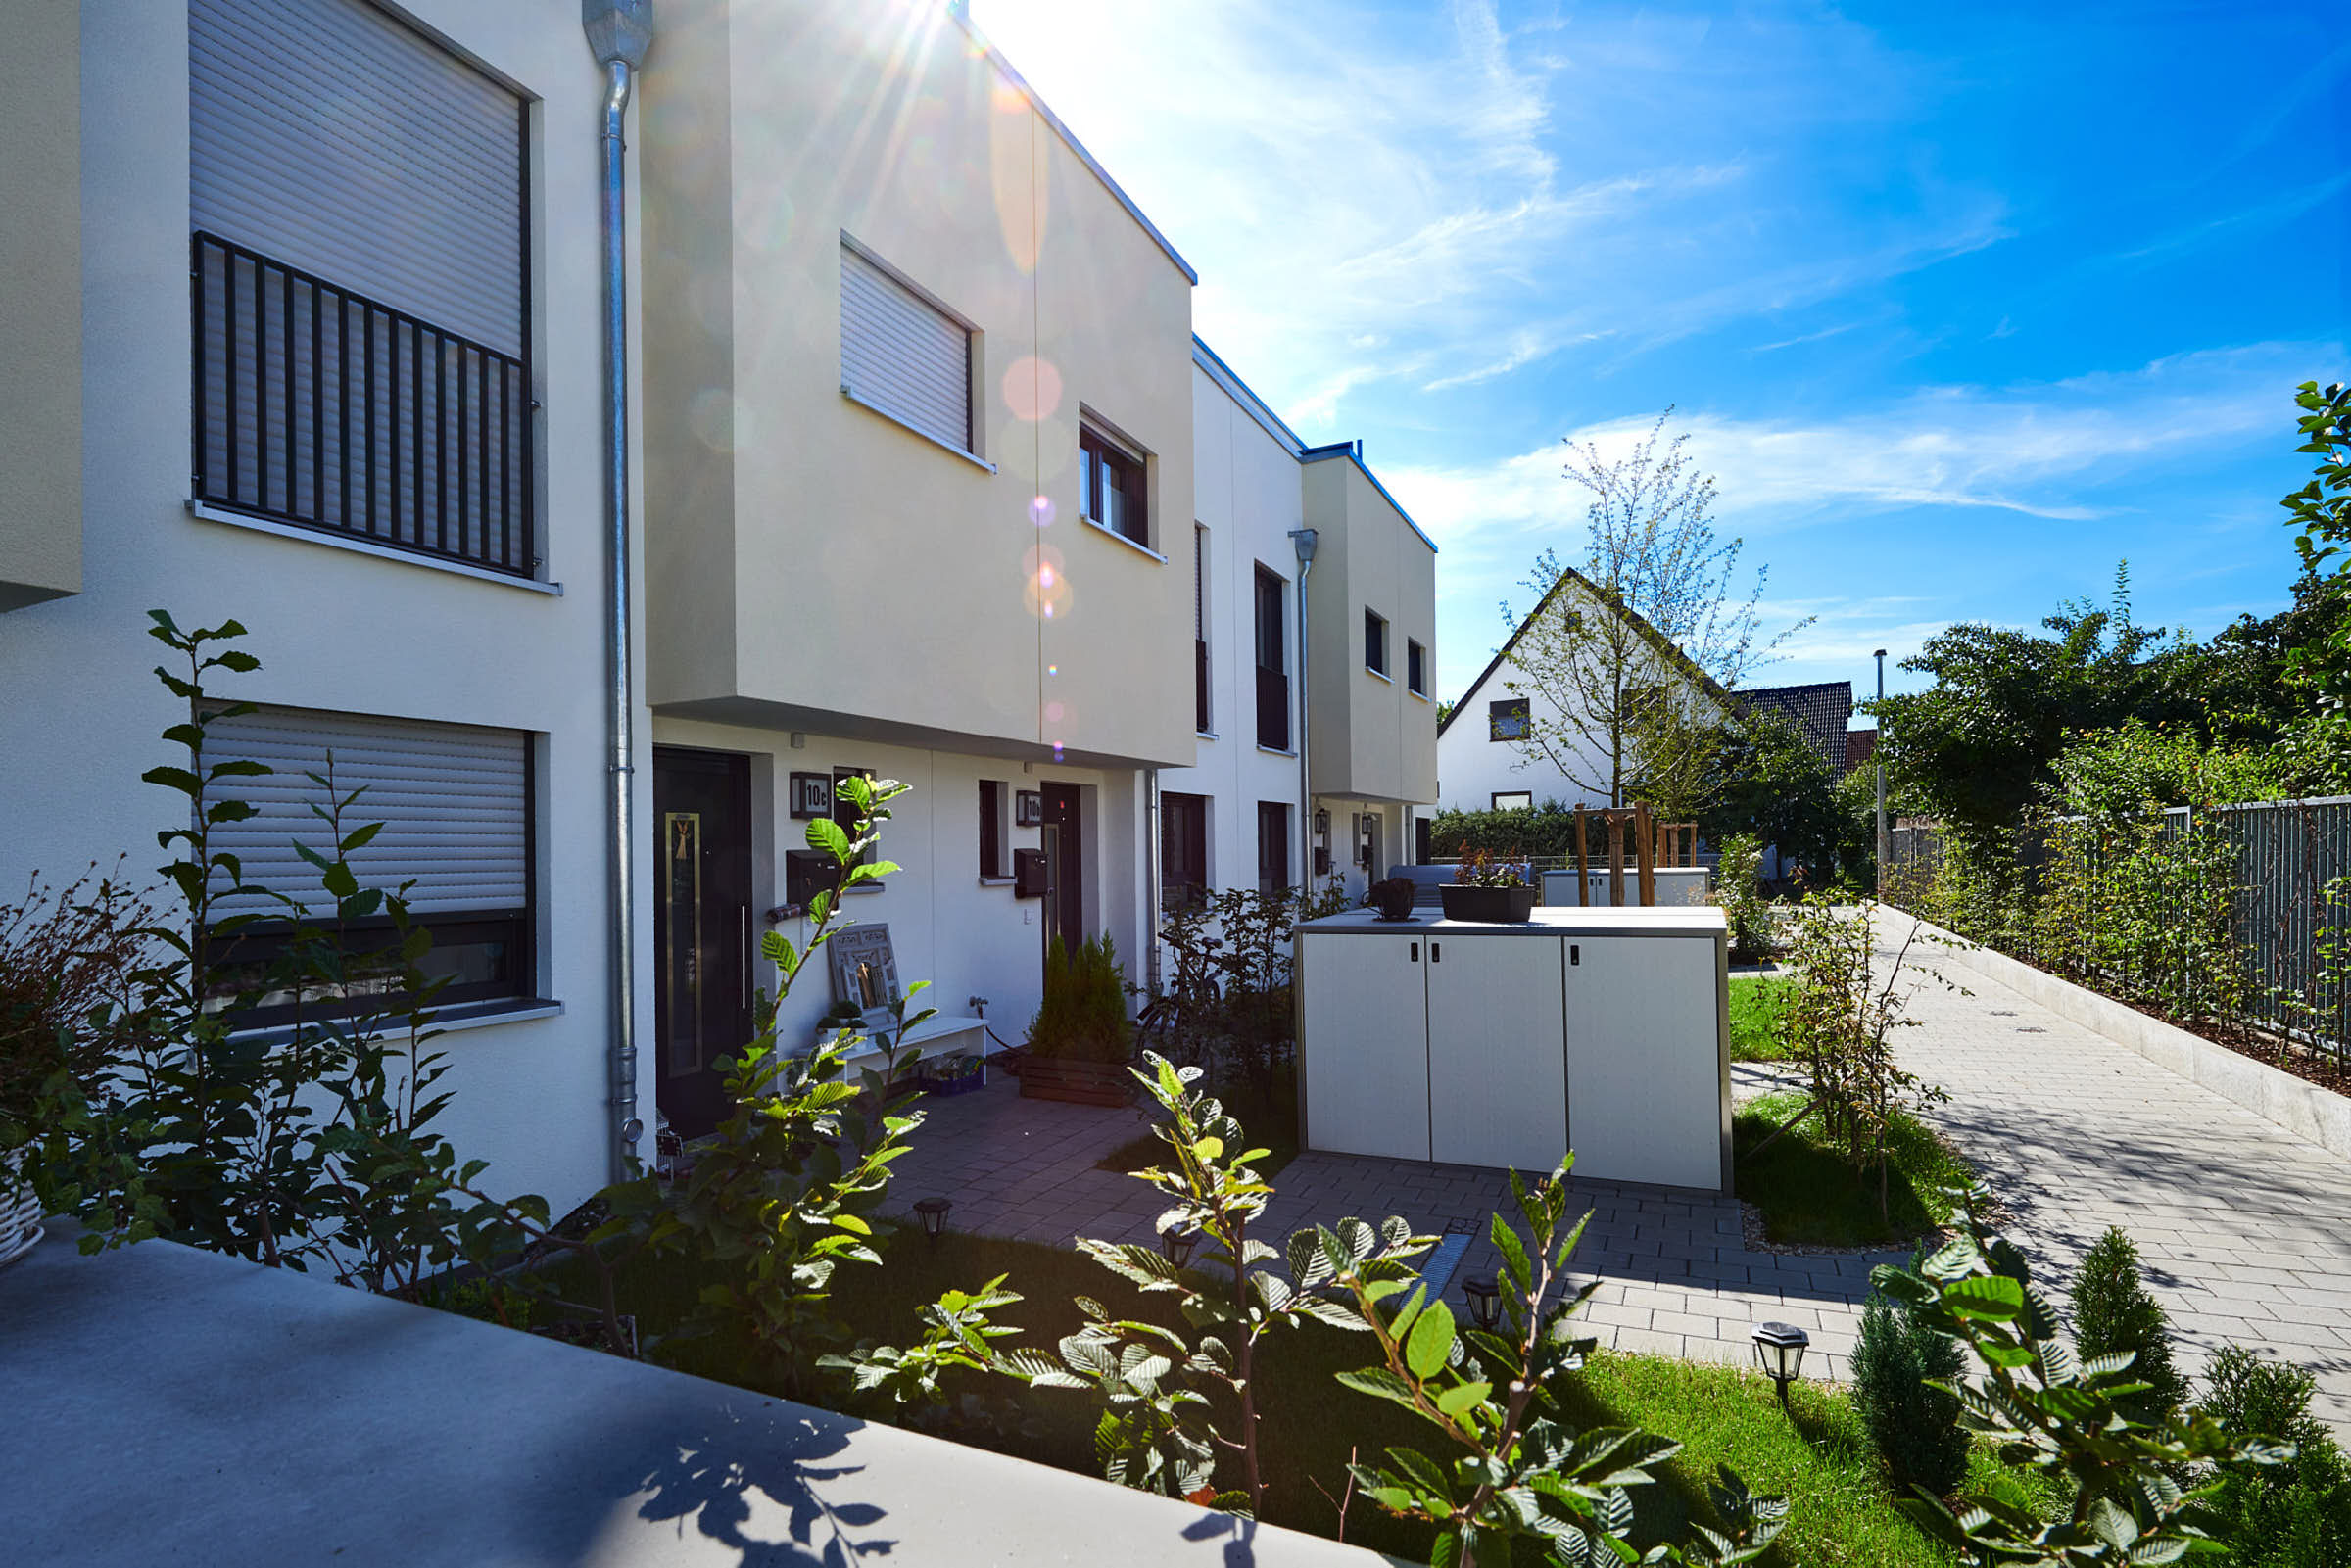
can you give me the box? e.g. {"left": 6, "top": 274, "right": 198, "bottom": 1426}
{"left": 544, "top": 1218, "right": 2005, "bottom": 1566}
{"left": 1728, "top": 975, "right": 1791, "bottom": 1061}
{"left": 1733, "top": 1090, "right": 1972, "bottom": 1248}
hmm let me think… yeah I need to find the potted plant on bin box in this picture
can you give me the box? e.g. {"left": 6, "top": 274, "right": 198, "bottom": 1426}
{"left": 916, "top": 1053, "right": 984, "bottom": 1097}
{"left": 1439, "top": 849, "right": 1538, "bottom": 923}
{"left": 1020, "top": 932, "right": 1134, "bottom": 1106}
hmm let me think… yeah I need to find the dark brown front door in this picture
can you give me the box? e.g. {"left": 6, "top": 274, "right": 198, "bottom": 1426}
{"left": 1042, "top": 782, "right": 1083, "bottom": 957}
{"left": 653, "top": 748, "right": 752, "bottom": 1140}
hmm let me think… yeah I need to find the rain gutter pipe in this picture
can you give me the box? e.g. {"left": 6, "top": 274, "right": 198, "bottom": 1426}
{"left": 1289, "top": 527, "right": 1318, "bottom": 892}
{"left": 584, "top": 0, "right": 653, "bottom": 1182}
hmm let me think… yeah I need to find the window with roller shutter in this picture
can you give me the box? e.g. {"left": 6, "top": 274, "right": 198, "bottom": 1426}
{"left": 839, "top": 240, "right": 977, "bottom": 456}
{"left": 200, "top": 704, "right": 536, "bottom": 1022}
{"left": 188, "top": 0, "right": 534, "bottom": 576}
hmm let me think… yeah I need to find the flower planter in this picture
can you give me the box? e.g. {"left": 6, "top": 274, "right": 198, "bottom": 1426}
{"left": 917, "top": 1069, "right": 985, "bottom": 1098}
{"left": 0, "top": 1145, "right": 42, "bottom": 1271}
{"left": 1018, "top": 1057, "right": 1133, "bottom": 1107}
{"left": 1439, "top": 883, "right": 1538, "bottom": 923}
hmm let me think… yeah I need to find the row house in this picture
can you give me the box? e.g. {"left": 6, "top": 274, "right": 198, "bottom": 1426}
{"left": 0, "top": 0, "right": 1437, "bottom": 1212}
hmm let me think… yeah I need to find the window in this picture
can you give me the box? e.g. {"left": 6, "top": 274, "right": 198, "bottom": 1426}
{"left": 1365, "top": 609, "right": 1389, "bottom": 677}
{"left": 1254, "top": 565, "right": 1290, "bottom": 751}
{"left": 1162, "top": 791, "right": 1209, "bottom": 910}
{"left": 200, "top": 705, "right": 533, "bottom": 1023}
{"left": 1080, "top": 425, "right": 1149, "bottom": 546}
{"left": 1407, "top": 640, "right": 1427, "bottom": 697}
{"left": 979, "top": 780, "right": 1010, "bottom": 879}
{"left": 840, "top": 240, "right": 975, "bottom": 454}
{"left": 1256, "top": 802, "right": 1292, "bottom": 894}
{"left": 1489, "top": 697, "right": 1530, "bottom": 742}
{"left": 834, "top": 767, "right": 879, "bottom": 877}
{"left": 189, "top": 0, "right": 533, "bottom": 575}
{"left": 1194, "top": 525, "right": 1211, "bottom": 734}
{"left": 1492, "top": 792, "right": 1534, "bottom": 812}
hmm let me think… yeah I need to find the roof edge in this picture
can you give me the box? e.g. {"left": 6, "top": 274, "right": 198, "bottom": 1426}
{"left": 1435, "top": 566, "right": 1730, "bottom": 737}
{"left": 945, "top": 5, "right": 1199, "bottom": 286}
{"left": 1192, "top": 336, "right": 1307, "bottom": 454}
{"left": 1300, "top": 444, "right": 1439, "bottom": 556}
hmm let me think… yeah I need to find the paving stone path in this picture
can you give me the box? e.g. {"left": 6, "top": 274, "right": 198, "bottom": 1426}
{"left": 888, "top": 927, "right": 2351, "bottom": 1425}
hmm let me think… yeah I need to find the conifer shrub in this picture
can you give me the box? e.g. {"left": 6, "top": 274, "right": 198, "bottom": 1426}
{"left": 2070, "top": 1226, "right": 2189, "bottom": 1423}
{"left": 1851, "top": 1256, "right": 1969, "bottom": 1497}
{"left": 2197, "top": 1345, "right": 2351, "bottom": 1567}
{"left": 1027, "top": 932, "right": 1133, "bottom": 1063}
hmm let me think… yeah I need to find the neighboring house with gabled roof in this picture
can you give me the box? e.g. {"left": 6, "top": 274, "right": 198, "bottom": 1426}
{"left": 1731, "top": 681, "right": 1855, "bottom": 774}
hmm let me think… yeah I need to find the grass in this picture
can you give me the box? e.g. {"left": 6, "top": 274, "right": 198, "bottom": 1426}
{"left": 543, "top": 1218, "right": 2014, "bottom": 1566}
{"left": 1727, "top": 975, "right": 1792, "bottom": 1061}
{"left": 1097, "top": 1066, "right": 1299, "bottom": 1177}
{"left": 1733, "top": 1091, "right": 1973, "bottom": 1248}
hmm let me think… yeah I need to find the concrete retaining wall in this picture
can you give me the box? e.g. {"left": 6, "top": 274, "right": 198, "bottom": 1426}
{"left": 1881, "top": 908, "right": 2351, "bottom": 1161}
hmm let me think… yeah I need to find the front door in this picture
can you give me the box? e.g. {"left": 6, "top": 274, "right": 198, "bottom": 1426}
{"left": 1041, "top": 782, "right": 1084, "bottom": 957}
{"left": 652, "top": 748, "right": 752, "bottom": 1140}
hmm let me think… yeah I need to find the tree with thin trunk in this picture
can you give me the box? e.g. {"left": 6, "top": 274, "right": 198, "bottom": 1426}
{"left": 1499, "top": 409, "right": 1807, "bottom": 811}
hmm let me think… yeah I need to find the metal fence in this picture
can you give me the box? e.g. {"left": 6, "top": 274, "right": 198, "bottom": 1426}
{"left": 1883, "top": 796, "right": 2351, "bottom": 1066}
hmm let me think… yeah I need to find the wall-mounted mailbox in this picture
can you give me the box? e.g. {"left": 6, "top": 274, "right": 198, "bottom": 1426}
{"left": 783, "top": 849, "right": 834, "bottom": 913}
{"left": 1013, "top": 847, "right": 1048, "bottom": 899}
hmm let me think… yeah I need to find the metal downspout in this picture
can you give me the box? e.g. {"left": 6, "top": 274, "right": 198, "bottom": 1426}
{"left": 1144, "top": 768, "right": 1162, "bottom": 996}
{"left": 1289, "top": 528, "right": 1319, "bottom": 893}
{"left": 584, "top": 1, "right": 653, "bottom": 1182}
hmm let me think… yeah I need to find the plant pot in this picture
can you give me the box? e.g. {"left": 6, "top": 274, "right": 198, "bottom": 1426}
{"left": 1440, "top": 883, "right": 1538, "bottom": 923}
{"left": 917, "top": 1069, "right": 985, "bottom": 1097}
{"left": 1018, "top": 1057, "right": 1133, "bottom": 1107}
{"left": 0, "top": 1145, "right": 42, "bottom": 1270}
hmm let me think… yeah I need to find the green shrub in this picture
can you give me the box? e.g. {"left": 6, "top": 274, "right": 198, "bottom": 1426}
{"left": 2198, "top": 1345, "right": 2351, "bottom": 1567}
{"left": 2070, "top": 1227, "right": 2189, "bottom": 1424}
{"left": 1711, "top": 832, "right": 1774, "bottom": 959}
{"left": 1027, "top": 932, "right": 1133, "bottom": 1063}
{"left": 1850, "top": 1257, "right": 1968, "bottom": 1497}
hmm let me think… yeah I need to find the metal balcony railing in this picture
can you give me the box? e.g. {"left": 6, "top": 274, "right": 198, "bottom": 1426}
{"left": 1255, "top": 664, "right": 1290, "bottom": 751}
{"left": 192, "top": 232, "right": 536, "bottom": 576}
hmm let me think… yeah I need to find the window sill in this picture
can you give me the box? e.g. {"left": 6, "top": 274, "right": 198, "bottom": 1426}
{"left": 187, "top": 501, "right": 562, "bottom": 594}
{"left": 1409, "top": 688, "right": 1431, "bottom": 703}
{"left": 1367, "top": 667, "right": 1392, "bottom": 684}
{"left": 844, "top": 881, "right": 887, "bottom": 896}
{"left": 1195, "top": 730, "right": 1218, "bottom": 740}
{"left": 229, "top": 997, "right": 563, "bottom": 1046}
{"left": 840, "top": 387, "right": 997, "bottom": 473}
{"left": 1257, "top": 744, "right": 1298, "bottom": 758}
{"left": 978, "top": 875, "right": 1015, "bottom": 887}
{"left": 1078, "top": 516, "right": 1167, "bottom": 563}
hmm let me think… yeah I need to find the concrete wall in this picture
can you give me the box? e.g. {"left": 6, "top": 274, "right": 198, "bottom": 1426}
{"left": 0, "top": 0, "right": 83, "bottom": 612}
{"left": 0, "top": 0, "right": 643, "bottom": 1212}
{"left": 1302, "top": 453, "right": 1438, "bottom": 808}
{"left": 641, "top": 0, "right": 1196, "bottom": 773}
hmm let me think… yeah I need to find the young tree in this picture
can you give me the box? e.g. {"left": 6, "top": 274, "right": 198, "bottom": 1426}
{"left": 1498, "top": 410, "right": 1805, "bottom": 810}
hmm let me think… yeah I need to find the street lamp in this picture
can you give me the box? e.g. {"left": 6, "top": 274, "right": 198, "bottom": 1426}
{"left": 1872, "top": 648, "right": 1888, "bottom": 896}
{"left": 1751, "top": 1321, "right": 1809, "bottom": 1404}
{"left": 1161, "top": 1224, "right": 1201, "bottom": 1269}
{"left": 1461, "top": 1273, "right": 1501, "bottom": 1331}
{"left": 913, "top": 1197, "right": 951, "bottom": 1246}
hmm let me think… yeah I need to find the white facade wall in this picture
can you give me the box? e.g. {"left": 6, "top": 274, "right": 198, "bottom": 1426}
{"left": 0, "top": 0, "right": 644, "bottom": 1212}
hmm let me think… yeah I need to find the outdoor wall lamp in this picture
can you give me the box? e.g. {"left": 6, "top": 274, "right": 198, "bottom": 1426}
{"left": 1751, "top": 1321, "right": 1809, "bottom": 1403}
{"left": 1314, "top": 808, "right": 1331, "bottom": 837}
{"left": 914, "top": 1197, "right": 952, "bottom": 1247}
{"left": 1161, "top": 1224, "right": 1201, "bottom": 1268}
{"left": 1461, "top": 1273, "right": 1500, "bottom": 1332}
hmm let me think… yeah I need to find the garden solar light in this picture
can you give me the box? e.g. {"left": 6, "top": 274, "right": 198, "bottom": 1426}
{"left": 913, "top": 1197, "right": 951, "bottom": 1246}
{"left": 1161, "top": 1224, "right": 1201, "bottom": 1268}
{"left": 1751, "top": 1321, "right": 1808, "bottom": 1402}
{"left": 1461, "top": 1273, "right": 1500, "bottom": 1331}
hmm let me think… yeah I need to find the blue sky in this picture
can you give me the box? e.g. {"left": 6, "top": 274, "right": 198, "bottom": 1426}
{"left": 969, "top": 0, "right": 2348, "bottom": 708}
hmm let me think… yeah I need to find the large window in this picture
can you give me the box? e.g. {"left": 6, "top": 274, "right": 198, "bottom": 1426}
{"left": 1365, "top": 609, "right": 1389, "bottom": 677}
{"left": 189, "top": 0, "right": 534, "bottom": 576}
{"left": 1161, "top": 791, "right": 1210, "bottom": 910}
{"left": 1254, "top": 565, "right": 1290, "bottom": 751}
{"left": 1256, "top": 801, "right": 1292, "bottom": 894}
{"left": 1408, "top": 640, "right": 1427, "bottom": 697}
{"left": 201, "top": 705, "right": 534, "bottom": 1023}
{"left": 979, "top": 780, "right": 1010, "bottom": 879}
{"left": 840, "top": 239, "right": 976, "bottom": 455}
{"left": 1080, "top": 425, "right": 1149, "bottom": 547}
{"left": 1489, "top": 697, "right": 1530, "bottom": 742}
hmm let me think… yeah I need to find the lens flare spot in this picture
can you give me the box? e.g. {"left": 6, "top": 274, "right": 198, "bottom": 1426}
{"left": 1030, "top": 495, "right": 1056, "bottom": 528}
{"left": 1046, "top": 664, "right": 1058, "bottom": 677}
{"left": 1044, "top": 701, "right": 1066, "bottom": 723}
{"left": 1001, "top": 356, "right": 1063, "bottom": 423}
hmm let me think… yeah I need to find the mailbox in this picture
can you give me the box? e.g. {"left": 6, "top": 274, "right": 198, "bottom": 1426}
{"left": 1013, "top": 846, "right": 1049, "bottom": 899}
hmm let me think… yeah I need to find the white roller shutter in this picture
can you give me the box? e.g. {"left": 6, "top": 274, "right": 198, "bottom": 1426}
{"left": 203, "top": 706, "right": 529, "bottom": 919}
{"left": 840, "top": 242, "right": 973, "bottom": 453}
{"left": 190, "top": 0, "right": 526, "bottom": 357}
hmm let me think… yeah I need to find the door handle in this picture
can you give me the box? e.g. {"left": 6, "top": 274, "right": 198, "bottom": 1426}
{"left": 1431, "top": 942, "right": 1441, "bottom": 963}
{"left": 1570, "top": 944, "right": 1579, "bottom": 966}
{"left": 1409, "top": 941, "right": 1418, "bottom": 962}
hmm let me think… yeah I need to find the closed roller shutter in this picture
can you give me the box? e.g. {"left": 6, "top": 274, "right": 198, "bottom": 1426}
{"left": 840, "top": 242, "right": 973, "bottom": 453}
{"left": 190, "top": 0, "right": 526, "bottom": 357}
{"left": 204, "top": 706, "right": 528, "bottom": 919}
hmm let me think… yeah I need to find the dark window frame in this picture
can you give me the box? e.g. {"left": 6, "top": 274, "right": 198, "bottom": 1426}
{"left": 1407, "top": 639, "right": 1426, "bottom": 696}
{"left": 1254, "top": 564, "right": 1291, "bottom": 751}
{"left": 1491, "top": 791, "right": 1534, "bottom": 812}
{"left": 1365, "top": 608, "right": 1389, "bottom": 677}
{"left": 1079, "top": 425, "right": 1149, "bottom": 547}
{"left": 834, "top": 766, "right": 880, "bottom": 875}
{"left": 1256, "top": 800, "right": 1292, "bottom": 894}
{"left": 1489, "top": 697, "right": 1530, "bottom": 742}
{"left": 979, "top": 780, "right": 1007, "bottom": 879}
{"left": 1161, "top": 790, "right": 1210, "bottom": 911}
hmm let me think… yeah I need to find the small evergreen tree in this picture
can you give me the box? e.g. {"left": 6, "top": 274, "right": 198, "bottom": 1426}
{"left": 2197, "top": 1345, "right": 2351, "bottom": 1568}
{"left": 2071, "top": 1227, "right": 2188, "bottom": 1423}
{"left": 1852, "top": 1259, "right": 1969, "bottom": 1497}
